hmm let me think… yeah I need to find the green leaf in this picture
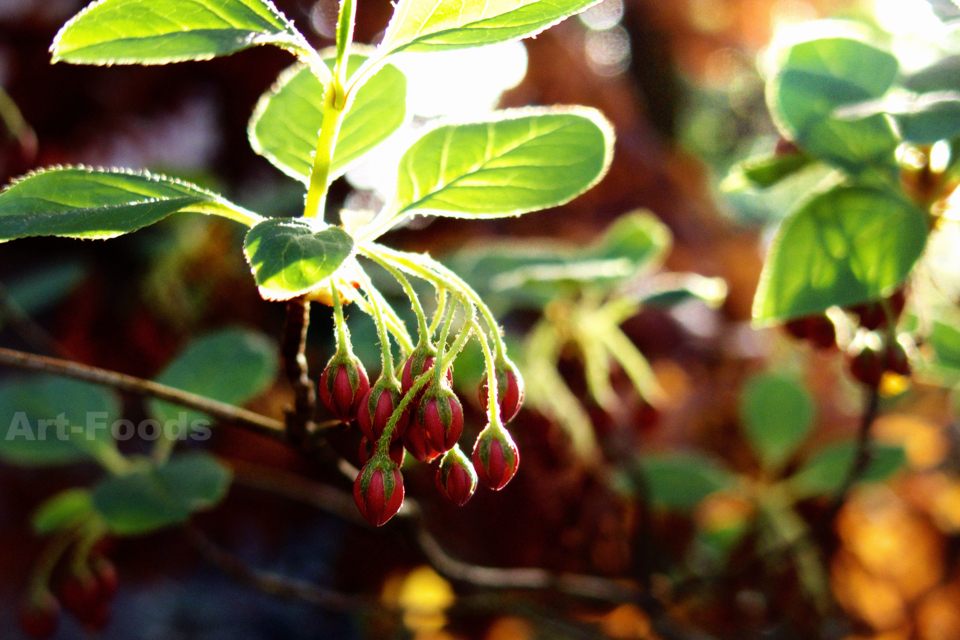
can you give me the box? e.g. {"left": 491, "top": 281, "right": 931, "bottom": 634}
{"left": 390, "top": 108, "right": 613, "bottom": 221}
{"left": 753, "top": 185, "right": 927, "bottom": 322}
{"left": 0, "top": 376, "right": 120, "bottom": 466}
{"left": 725, "top": 152, "right": 814, "bottom": 190}
{"left": 903, "top": 55, "right": 960, "bottom": 94}
{"left": 0, "top": 262, "right": 86, "bottom": 329}
{"left": 249, "top": 53, "right": 407, "bottom": 185}
{"left": 243, "top": 218, "right": 355, "bottom": 301}
{"left": 740, "top": 374, "right": 814, "bottom": 471}
{"left": 636, "top": 453, "right": 736, "bottom": 512}
{"left": 93, "top": 452, "right": 232, "bottom": 535}
{"left": 32, "top": 488, "right": 96, "bottom": 534}
{"left": 378, "top": 0, "right": 599, "bottom": 54}
{"left": 886, "top": 92, "right": 960, "bottom": 144}
{"left": 770, "top": 36, "right": 900, "bottom": 171}
{"left": 789, "top": 441, "right": 906, "bottom": 499}
{"left": 635, "top": 273, "right": 728, "bottom": 309}
{"left": 587, "top": 210, "right": 671, "bottom": 270}
{"left": 148, "top": 328, "right": 278, "bottom": 429}
{"left": 928, "top": 320, "right": 960, "bottom": 371}
{"left": 0, "top": 167, "right": 261, "bottom": 242}
{"left": 51, "top": 0, "right": 297, "bottom": 66}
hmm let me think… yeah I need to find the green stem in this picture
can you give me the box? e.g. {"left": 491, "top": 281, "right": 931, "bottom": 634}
{"left": 361, "top": 249, "right": 431, "bottom": 345}
{"left": 434, "top": 295, "right": 458, "bottom": 380}
{"left": 429, "top": 289, "right": 448, "bottom": 337}
{"left": 377, "top": 365, "right": 435, "bottom": 454}
{"left": 334, "top": 0, "right": 356, "bottom": 108}
{"left": 29, "top": 531, "right": 77, "bottom": 601}
{"left": 303, "top": 83, "right": 347, "bottom": 221}
{"left": 355, "top": 267, "right": 395, "bottom": 379}
{"left": 471, "top": 318, "right": 502, "bottom": 427}
{"left": 331, "top": 279, "right": 350, "bottom": 354}
{"left": 441, "top": 304, "right": 476, "bottom": 372}
{"left": 364, "top": 244, "right": 506, "bottom": 360}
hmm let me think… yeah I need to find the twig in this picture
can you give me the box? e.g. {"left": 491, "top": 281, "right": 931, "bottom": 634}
{"left": 0, "top": 346, "right": 285, "bottom": 439}
{"left": 229, "top": 461, "right": 716, "bottom": 640}
{"left": 185, "top": 525, "right": 366, "bottom": 612}
{"left": 826, "top": 385, "right": 881, "bottom": 523}
{"left": 282, "top": 298, "right": 317, "bottom": 448}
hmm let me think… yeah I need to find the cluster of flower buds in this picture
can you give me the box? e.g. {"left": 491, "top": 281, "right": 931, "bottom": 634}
{"left": 847, "top": 332, "right": 912, "bottom": 388}
{"left": 319, "top": 312, "right": 526, "bottom": 526}
{"left": 19, "top": 540, "right": 118, "bottom": 638}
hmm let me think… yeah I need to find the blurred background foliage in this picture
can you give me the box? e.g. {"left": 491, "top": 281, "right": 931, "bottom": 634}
{"left": 5, "top": 0, "right": 960, "bottom": 639}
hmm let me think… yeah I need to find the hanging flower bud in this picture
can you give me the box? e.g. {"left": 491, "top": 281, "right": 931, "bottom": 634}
{"left": 401, "top": 349, "right": 452, "bottom": 397}
{"left": 318, "top": 354, "right": 370, "bottom": 422}
{"left": 18, "top": 593, "right": 60, "bottom": 639}
{"left": 358, "top": 376, "right": 408, "bottom": 441}
{"left": 401, "top": 416, "right": 442, "bottom": 463}
{"left": 359, "top": 436, "right": 405, "bottom": 467}
{"left": 436, "top": 446, "right": 478, "bottom": 506}
{"left": 472, "top": 426, "right": 520, "bottom": 490}
{"left": 57, "top": 571, "right": 111, "bottom": 631}
{"left": 353, "top": 459, "right": 404, "bottom": 527}
{"left": 419, "top": 386, "right": 464, "bottom": 453}
{"left": 478, "top": 357, "right": 525, "bottom": 423}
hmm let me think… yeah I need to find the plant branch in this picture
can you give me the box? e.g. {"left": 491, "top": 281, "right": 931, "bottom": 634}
{"left": 281, "top": 298, "right": 317, "bottom": 448}
{"left": 825, "top": 384, "right": 882, "bottom": 522}
{"left": 0, "top": 346, "right": 285, "bottom": 438}
{"left": 185, "top": 525, "right": 365, "bottom": 612}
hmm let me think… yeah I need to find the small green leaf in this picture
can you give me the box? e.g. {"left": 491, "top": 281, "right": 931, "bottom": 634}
{"left": 636, "top": 453, "right": 736, "bottom": 512}
{"left": 635, "top": 273, "right": 728, "bottom": 309}
{"left": 740, "top": 374, "right": 814, "bottom": 471}
{"left": 33, "top": 488, "right": 95, "bottom": 534}
{"left": 753, "top": 185, "right": 927, "bottom": 322}
{"left": 928, "top": 320, "right": 960, "bottom": 371}
{"left": 0, "top": 167, "right": 261, "bottom": 242}
{"left": 243, "top": 218, "right": 355, "bottom": 301}
{"left": 770, "top": 35, "right": 900, "bottom": 171}
{"left": 51, "top": 0, "right": 296, "bottom": 65}
{"left": 390, "top": 108, "right": 613, "bottom": 221}
{"left": 587, "top": 210, "right": 671, "bottom": 271}
{"left": 249, "top": 53, "right": 407, "bottom": 185}
{"left": 93, "top": 452, "right": 232, "bottom": 535}
{"left": 887, "top": 92, "right": 960, "bottom": 144}
{"left": 0, "top": 376, "right": 120, "bottom": 466}
{"left": 0, "top": 262, "right": 87, "bottom": 329}
{"left": 148, "top": 328, "right": 278, "bottom": 430}
{"left": 725, "top": 152, "right": 814, "bottom": 190}
{"left": 789, "top": 441, "right": 906, "bottom": 499}
{"left": 378, "top": 0, "right": 599, "bottom": 54}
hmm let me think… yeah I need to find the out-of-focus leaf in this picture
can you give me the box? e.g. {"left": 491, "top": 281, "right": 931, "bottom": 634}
{"left": 789, "top": 441, "right": 906, "bottom": 499}
{"left": 634, "top": 273, "right": 728, "bottom": 309}
{"left": 635, "top": 453, "right": 736, "bottom": 512}
{"left": 769, "top": 34, "right": 900, "bottom": 171}
{"left": 0, "top": 262, "right": 86, "bottom": 329}
{"left": 92, "top": 452, "right": 232, "bottom": 535}
{"left": 0, "top": 376, "right": 120, "bottom": 466}
{"left": 51, "top": 0, "right": 297, "bottom": 65}
{"left": 928, "top": 320, "right": 960, "bottom": 371}
{"left": 243, "top": 218, "right": 355, "bottom": 301}
{"left": 903, "top": 54, "right": 960, "bottom": 93}
{"left": 740, "top": 373, "right": 814, "bottom": 471}
{"left": 249, "top": 52, "right": 407, "bottom": 185}
{"left": 32, "top": 488, "right": 95, "bottom": 534}
{"left": 724, "top": 152, "right": 814, "bottom": 190}
{"left": 924, "top": 0, "right": 960, "bottom": 23}
{"left": 148, "top": 328, "right": 279, "bottom": 430}
{"left": 753, "top": 185, "right": 927, "bottom": 322}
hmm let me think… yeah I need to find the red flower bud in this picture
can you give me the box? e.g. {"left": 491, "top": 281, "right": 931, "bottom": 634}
{"left": 319, "top": 356, "right": 369, "bottom": 422}
{"left": 353, "top": 461, "right": 404, "bottom": 527}
{"left": 92, "top": 558, "right": 118, "bottom": 600}
{"left": 420, "top": 387, "right": 464, "bottom": 453}
{"left": 848, "top": 340, "right": 884, "bottom": 388}
{"left": 478, "top": 359, "right": 525, "bottom": 422}
{"left": 18, "top": 593, "right": 60, "bottom": 639}
{"left": 886, "top": 337, "right": 911, "bottom": 377}
{"left": 402, "top": 352, "right": 452, "bottom": 397}
{"left": 436, "top": 446, "right": 477, "bottom": 506}
{"left": 472, "top": 427, "right": 520, "bottom": 490}
{"left": 401, "top": 416, "right": 442, "bottom": 463}
{"left": 359, "top": 436, "right": 405, "bottom": 467}
{"left": 58, "top": 572, "right": 111, "bottom": 631}
{"left": 783, "top": 315, "right": 836, "bottom": 350}
{"left": 358, "top": 377, "right": 408, "bottom": 442}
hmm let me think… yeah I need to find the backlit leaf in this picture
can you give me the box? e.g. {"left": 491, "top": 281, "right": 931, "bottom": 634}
{"left": 389, "top": 108, "right": 612, "bottom": 222}
{"left": 740, "top": 373, "right": 814, "bottom": 471}
{"left": 0, "top": 167, "right": 260, "bottom": 242}
{"left": 51, "top": 0, "right": 297, "bottom": 65}
{"left": 243, "top": 217, "right": 355, "bottom": 301}
{"left": 635, "top": 453, "right": 736, "bottom": 512}
{"left": 249, "top": 52, "right": 406, "bottom": 184}
{"left": 790, "top": 441, "right": 906, "bottom": 499}
{"left": 753, "top": 186, "right": 927, "bottom": 322}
